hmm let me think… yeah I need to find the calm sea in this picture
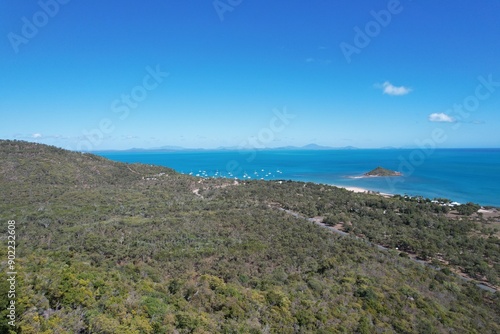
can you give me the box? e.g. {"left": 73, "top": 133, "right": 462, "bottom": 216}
{"left": 96, "top": 149, "right": 500, "bottom": 207}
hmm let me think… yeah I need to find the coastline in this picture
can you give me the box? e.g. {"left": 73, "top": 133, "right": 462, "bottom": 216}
{"left": 333, "top": 184, "right": 393, "bottom": 198}
{"left": 331, "top": 184, "right": 499, "bottom": 211}
{"left": 95, "top": 150, "right": 500, "bottom": 207}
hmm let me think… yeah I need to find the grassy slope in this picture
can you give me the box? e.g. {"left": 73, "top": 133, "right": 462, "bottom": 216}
{"left": 0, "top": 140, "right": 498, "bottom": 333}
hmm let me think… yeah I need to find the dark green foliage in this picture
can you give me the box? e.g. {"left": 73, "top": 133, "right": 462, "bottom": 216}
{"left": 0, "top": 140, "right": 499, "bottom": 333}
{"left": 364, "top": 166, "right": 401, "bottom": 176}
{"left": 456, "top": 202, "right": 481, "bottom": 216}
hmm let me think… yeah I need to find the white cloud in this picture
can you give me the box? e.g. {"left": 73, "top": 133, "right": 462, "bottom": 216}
{"left": 32, "top": 133, "right": 42, "bottom": 138}
{"left": 379, "top": 81, "right": 412, "bottom": 96}
{"left": 428, "top": 113, "right": 455, "bottom": 123}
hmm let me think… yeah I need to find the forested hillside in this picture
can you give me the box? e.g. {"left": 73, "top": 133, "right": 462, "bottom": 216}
{"left": 0, "top": 140, "right": 498, "bottom": 333}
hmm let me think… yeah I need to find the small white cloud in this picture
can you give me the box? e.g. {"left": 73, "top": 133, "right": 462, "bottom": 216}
{"left": 379, "top": 81, "right": 412, "bottom": 96}
{"left": 428, "top": 113, "right": 455, "bottom": 123}
{"left": 32, "top": 133, "right": 42, "bottom": 138}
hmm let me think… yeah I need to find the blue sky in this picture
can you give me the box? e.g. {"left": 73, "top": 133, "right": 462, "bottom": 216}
{"left": 1, "top": 0, "right": 499, "bottom": 150}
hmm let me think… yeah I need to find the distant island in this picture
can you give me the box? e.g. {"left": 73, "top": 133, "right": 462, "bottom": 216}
{"left": 364, "top": 166, "right": 402, "bottom": 177}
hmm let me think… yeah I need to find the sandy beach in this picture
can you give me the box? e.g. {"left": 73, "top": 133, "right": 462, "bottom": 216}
{"left": 334, "top": 185, "right": 393, "bottom": 197}
{"left": 340, "top": 186, "right": 370, "bottom": 193}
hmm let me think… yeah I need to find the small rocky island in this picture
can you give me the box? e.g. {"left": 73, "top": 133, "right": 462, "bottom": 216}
{"left": 364, "top": 166, "right": 402, "bottom": 177}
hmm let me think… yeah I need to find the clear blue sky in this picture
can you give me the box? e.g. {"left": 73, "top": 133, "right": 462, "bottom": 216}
{"left": 1, "top": 0, "right": 499, "bottom": 150}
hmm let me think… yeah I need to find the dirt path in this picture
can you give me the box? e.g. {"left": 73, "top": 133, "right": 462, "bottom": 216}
{"left": 272, "top": 205, "right": 498, "bottom": 293}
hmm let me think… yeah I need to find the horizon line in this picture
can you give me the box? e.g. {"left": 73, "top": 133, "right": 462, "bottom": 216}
{"left": 2, "top": 139, "right": 499, "bottom": 152}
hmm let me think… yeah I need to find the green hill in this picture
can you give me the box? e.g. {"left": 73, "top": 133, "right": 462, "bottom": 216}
{"left": 364, "top": 166, "right": 402, "bottom": 177}
{"left": 0, "top": 140, "right": 498, "bottom": 333}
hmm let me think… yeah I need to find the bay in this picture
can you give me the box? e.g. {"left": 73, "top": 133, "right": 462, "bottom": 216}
{"left": 96, "top": 148, "right": 500, "bottom": 207}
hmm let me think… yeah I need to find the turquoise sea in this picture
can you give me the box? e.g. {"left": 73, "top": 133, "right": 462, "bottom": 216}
{"left": 97, "top": 149, "right": 500, "bottom": 207}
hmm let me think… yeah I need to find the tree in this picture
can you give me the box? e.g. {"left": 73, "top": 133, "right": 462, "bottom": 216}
{"left": 456, "top": 202, "right": 481, "bottom": 216}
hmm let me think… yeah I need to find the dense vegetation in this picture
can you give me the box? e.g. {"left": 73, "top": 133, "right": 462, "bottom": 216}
{"left": 0, "top": 140, "right": 498, "bottom": 333}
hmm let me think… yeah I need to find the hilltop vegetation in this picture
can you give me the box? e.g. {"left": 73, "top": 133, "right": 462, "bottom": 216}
{"left": 0, "top": 140, "right": 499, "bottom": 333}
{"left": 364, "top": 166, "right": 402, "bottom": 177}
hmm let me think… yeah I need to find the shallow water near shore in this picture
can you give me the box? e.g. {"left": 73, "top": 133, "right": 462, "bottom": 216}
{"left": 97, "top": 148, "right": 500, "bottom": 207}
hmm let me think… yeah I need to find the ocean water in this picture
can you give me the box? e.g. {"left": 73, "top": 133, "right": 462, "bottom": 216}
{"left": 97, "top": 149, "right": 500, "bottom": 207}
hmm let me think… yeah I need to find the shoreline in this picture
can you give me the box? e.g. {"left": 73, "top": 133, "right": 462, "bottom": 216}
{"left": 330, "top": 184, "right": 500, "bottom": 211}
{"left": 95, "top": 150, "right": 500, "bottom": 207}
{"left": 332, "top": 184, "right": 394, "bottom": 198}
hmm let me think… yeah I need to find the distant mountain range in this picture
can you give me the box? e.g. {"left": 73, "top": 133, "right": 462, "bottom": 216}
{"left": 99, "top": 144, "right": 361, "bottom": 152}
